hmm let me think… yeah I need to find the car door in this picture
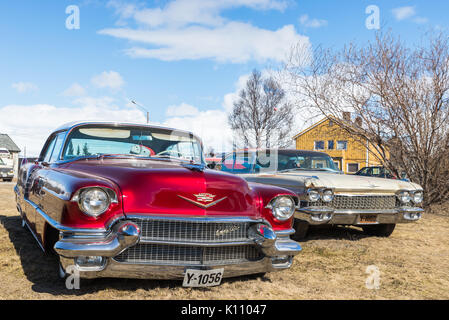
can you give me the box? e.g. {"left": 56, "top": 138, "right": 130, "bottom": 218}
{"left": 23, "top": 133, "right": 61, "bottom": 236}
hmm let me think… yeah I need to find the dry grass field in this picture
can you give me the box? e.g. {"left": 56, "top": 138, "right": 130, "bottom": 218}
{"left": 0, "top": 182, "right": 448, "bottom": 300}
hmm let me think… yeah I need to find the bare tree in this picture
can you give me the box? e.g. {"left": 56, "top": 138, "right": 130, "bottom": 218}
{"left": 228, "top": 69, "right": 294, "bottom": 149}
{"left": 285, "top": 32, "right": 449, "bottom": 206}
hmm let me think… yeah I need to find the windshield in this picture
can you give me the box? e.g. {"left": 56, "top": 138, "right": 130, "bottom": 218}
{"left": 255, "top": 150, "right": 339, "bottom": 172}
{"left": 221, "top": 150, "right": 340, "bottom": 174}
{"left": 62, "top": 125, "right": 204, "bottom": 163}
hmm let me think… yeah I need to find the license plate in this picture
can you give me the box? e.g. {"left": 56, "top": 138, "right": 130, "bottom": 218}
{"left": 182, "top": 268, "right": 224, "bottom": 287}
{"left": 359, "top": 214, "right": 378, "bottom": 224}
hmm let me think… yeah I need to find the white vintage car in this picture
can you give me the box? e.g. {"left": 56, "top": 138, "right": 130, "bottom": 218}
{"left": 220, "top": 149, "right": 424, "bottom": 238}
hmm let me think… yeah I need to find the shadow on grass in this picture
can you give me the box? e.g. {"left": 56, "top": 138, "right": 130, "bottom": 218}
{"left": 0, "top": 214, "right": 269, "bottom": 296}
{"left": 297, "top": 225, "right": 372, "bottom": 243}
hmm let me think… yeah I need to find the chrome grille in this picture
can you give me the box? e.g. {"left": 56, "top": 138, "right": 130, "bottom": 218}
{"left": 309, "top": 195, "right": 397, "bottom": 210}
{"left": 114, "top": 244, "right": 263, "bottom": 265}
{"left": 129, "top": 218, "right": 250, "bottom": 243}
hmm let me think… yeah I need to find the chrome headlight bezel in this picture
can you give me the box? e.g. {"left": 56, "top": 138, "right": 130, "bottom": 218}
{"left": 397, "top": 190, "right": 411, "bottom": 204}
{"left": 412, "top": 191, "right": 423, "bottom": 204}
{"left": 321, "top": 189, "right": 334, "bottom": 202}
{"left": 269, "top": 196, "right": 296, "bottom": 221}
{"left": 307, "top": 190, "right": 321, "bottom": 202}
{"left": 72, "top": 187, "right": 117, "bottom": 218}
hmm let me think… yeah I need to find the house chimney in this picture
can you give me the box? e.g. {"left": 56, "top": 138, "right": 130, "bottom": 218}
{"left": 342, "top": 111, "right": 351, "bottom": 122}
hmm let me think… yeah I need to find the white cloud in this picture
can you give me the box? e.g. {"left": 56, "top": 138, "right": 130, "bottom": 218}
{"left": 101, "top": 0, "right": 309, "bottom": 63}
{"left": 91, "top": 71, "right": 125, "bottom": 89}
{"left": 62, "top": 83, "right": 86, "bottom": 97}
{"left": 299, "top": 14, "right": 328, "bottom": 28}
{"left": 11, "top": 82, "right": 38, "bottom": 93}
{"left": 163, "top": 108, "right": 234, "bottom": 152}
{"left": 391, "top": 6, "right": 427, "bottom": 24}
{"left": 392, "top": 6, "right": 416, "bottom": 20}
{"left": 0, "top": 99, "right": 145, "bottom": 156}
{"left": 166, "top": 103, "right": 199, "bottom": 117}
{"left": 108, "top": 0, "right": 288, "bottom": 28}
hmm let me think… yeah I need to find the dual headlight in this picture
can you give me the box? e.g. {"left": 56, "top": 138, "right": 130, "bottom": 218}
{"left": 307, "top": 189, "right": 334, "bottom": 203}
{"left": 269, "top": 196, "right": 296, "bottom": 221}
{"left": 73, "top": 187, "right": 117, "bottom": 217}
{"left": 398, "top": 190, "right": 423, "bottom": 204}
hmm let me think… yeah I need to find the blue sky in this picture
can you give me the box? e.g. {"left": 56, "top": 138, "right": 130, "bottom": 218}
{"left": 0, "top": 0, "right": 447, "bottom": 155}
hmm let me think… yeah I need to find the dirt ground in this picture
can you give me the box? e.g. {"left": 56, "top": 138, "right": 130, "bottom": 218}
{"left": 0, "top": 182, "right": 448, "bottom": 300}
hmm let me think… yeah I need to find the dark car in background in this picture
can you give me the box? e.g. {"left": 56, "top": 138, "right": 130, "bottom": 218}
{"left": 355, "top": 166, "right": 397, "bottom": 179}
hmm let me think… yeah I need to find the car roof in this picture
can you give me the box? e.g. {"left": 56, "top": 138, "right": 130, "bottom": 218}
{"left": 232, "top": 149, "right": 330, "bottom": 157}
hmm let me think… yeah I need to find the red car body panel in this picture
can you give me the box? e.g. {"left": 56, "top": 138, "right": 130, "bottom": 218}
{"left": 52, "top": 158, "right": 294, "bottom": 231}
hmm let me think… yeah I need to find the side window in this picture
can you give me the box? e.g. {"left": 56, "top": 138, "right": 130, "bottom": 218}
{"left": 371, "top": 167, "right": 381, "bottom": 176}
{"left": 42, "top": 136, "right": 57, "bottom": 163}
{"left": 49, "top": 133, "right": 66, "bottom": 162}
{"left": 358, "top": 167, "right": 369, "bottom": 175}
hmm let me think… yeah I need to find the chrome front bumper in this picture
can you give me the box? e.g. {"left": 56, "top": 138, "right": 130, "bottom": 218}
{"left": 295, "top": 207, "right": 424, "bottom": 225}
{"left": 55, "top": 220, "right": 302, "bottom": 279}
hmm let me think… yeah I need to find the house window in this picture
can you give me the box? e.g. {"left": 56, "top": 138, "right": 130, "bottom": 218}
{"left": 347, "top": 163, "right": 359, "bottom": 173}
{"left": 328, "top": 140, "right": 334, "bottom": 150}
{"left": 337, "top": 140, "right": 347, "bottom": 150}
{"left": 314, "top": 141, "right": 325, "bottom": 150}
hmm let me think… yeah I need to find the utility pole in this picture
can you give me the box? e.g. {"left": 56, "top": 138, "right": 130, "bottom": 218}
{"left": 130, "top": 100, "right": 150, "bottom": 124}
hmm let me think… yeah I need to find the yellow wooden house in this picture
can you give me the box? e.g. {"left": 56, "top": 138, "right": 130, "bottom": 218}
{"left": 293, "top": 116, "right": 384, "bottom": 174}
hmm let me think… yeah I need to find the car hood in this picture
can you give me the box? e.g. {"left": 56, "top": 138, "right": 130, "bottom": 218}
{"left": 59, "top": 158, "right": 259, "bottom": 218}
{"left": 242, "top": 170, "right": 422, "bottom": 194}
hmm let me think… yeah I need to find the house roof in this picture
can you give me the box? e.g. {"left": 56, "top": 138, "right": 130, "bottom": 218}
{"left": 292, "top": 116, "right": 331, "bottom": 140}
{"left": 0, "top": 134, "right": 21, "bottom": 153}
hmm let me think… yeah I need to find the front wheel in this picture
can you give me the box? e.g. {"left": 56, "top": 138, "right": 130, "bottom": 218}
{"left": 362, "top": 224, "right": 396, "bottom": 237}
{"left": 292, "top": 219, "right": 310, "bottom": 240}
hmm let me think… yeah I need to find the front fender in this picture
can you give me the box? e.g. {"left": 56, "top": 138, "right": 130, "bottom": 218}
{"left": 248, "top": 182, "right": 298, "bottom": 231}
{"left": 40, "top": 167, "right": 125, "bottom": 230}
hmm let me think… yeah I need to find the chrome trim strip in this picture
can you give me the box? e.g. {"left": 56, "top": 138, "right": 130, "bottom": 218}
{"left": 25, "top": 198, "right": 109, "bottom": 234}
{"left": 125, "top": 214, "right": 268, "bottom": 224}
{"left": 60, "top": 256, "right": 285, "bottom": 280}
{"left": 54, "top": 220, "right": 140, "bottom": 258}
{"left": 137, "top": 239, "right": 255, "bottom": 247}
{"left": 274, "top": 228, "right": 296, "bottom": 236}
{"left": 295, "top": 206, "right": 424, "bottom": 225}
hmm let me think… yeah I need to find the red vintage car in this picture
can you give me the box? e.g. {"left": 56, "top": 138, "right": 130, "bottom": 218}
{"left": 14, "top": 121, "right": 301, "bottom": 286}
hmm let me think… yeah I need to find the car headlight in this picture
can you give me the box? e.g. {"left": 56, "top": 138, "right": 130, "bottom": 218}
{"left": 398, "top": 191, "right": 411, "bottom": 204}
{"left": 78, "top": 188, "right": 110, "bottom": 217}
{"left": 270, "top": 196, "right": 296, "bottom": 221}
{"left": 322, "top": 189, "right": 334, "bottom": 202}
{"left": 412, "top": 191, "right": 423, "bottom": 204}
{"left": 307, "top": 190, "right": 320, "bottom": 202}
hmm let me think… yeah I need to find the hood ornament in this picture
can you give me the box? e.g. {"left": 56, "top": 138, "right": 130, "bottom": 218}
{"left": 178, "top": 193, "right": 227, "bottom": 209}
